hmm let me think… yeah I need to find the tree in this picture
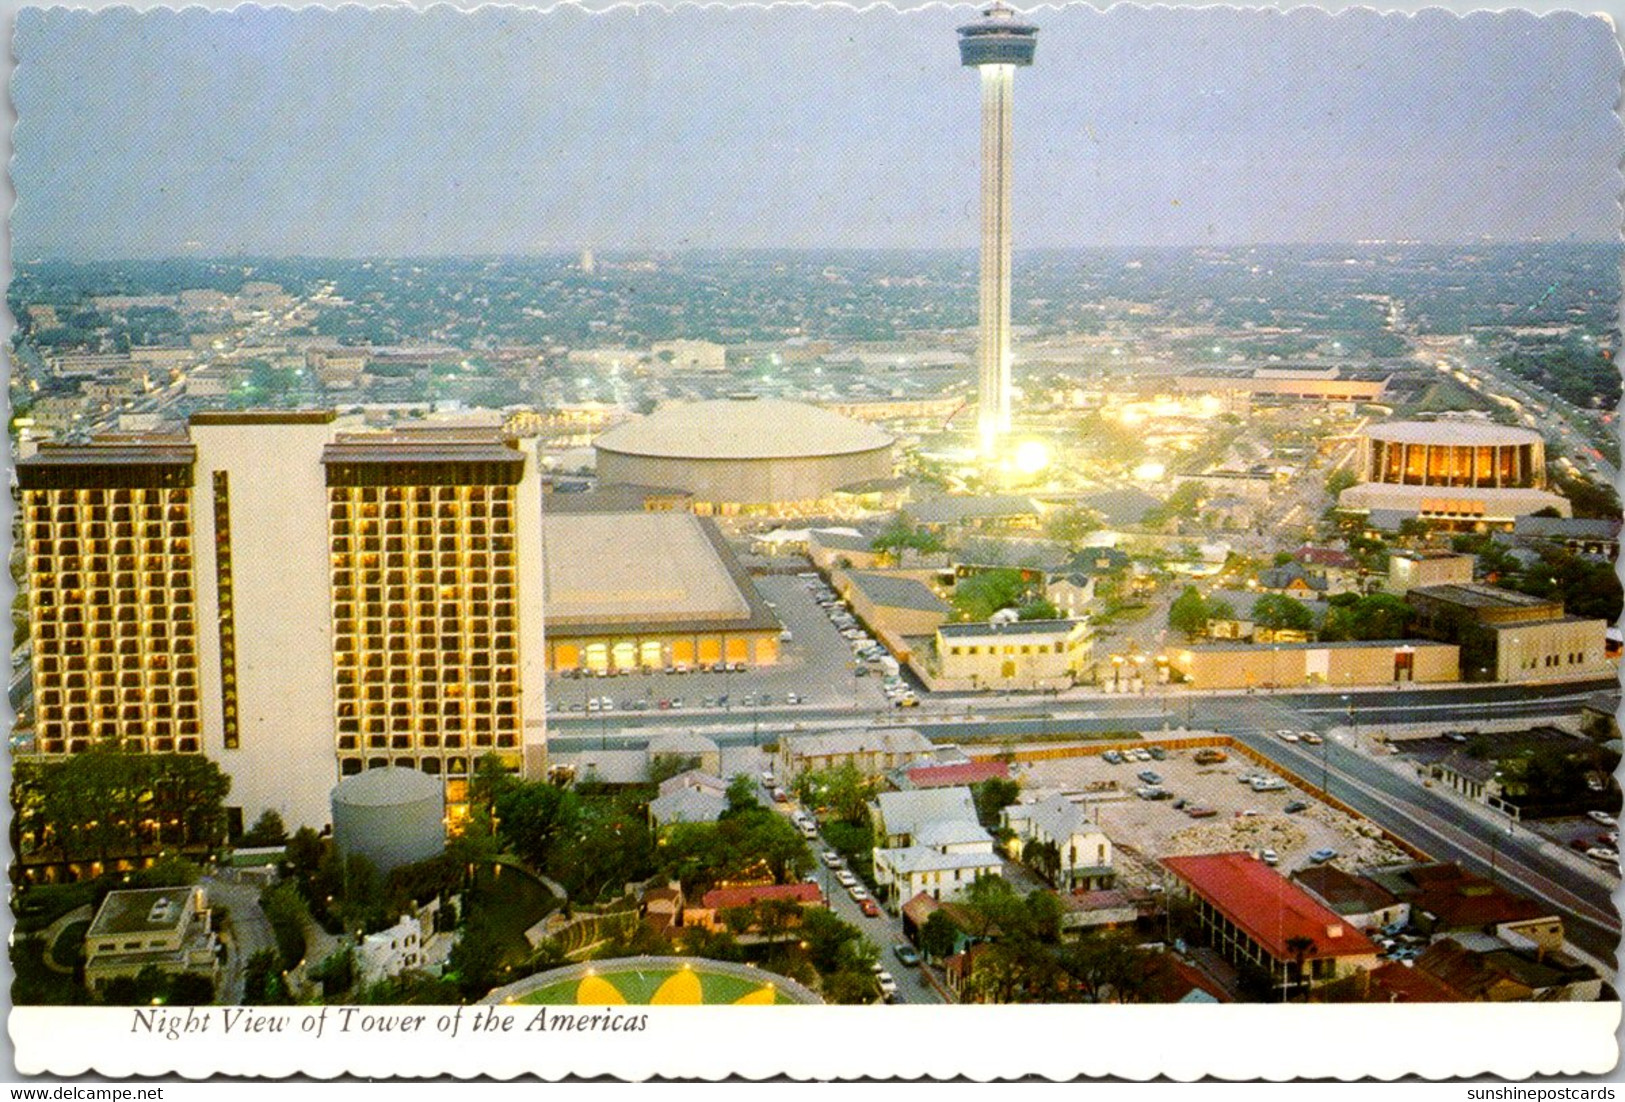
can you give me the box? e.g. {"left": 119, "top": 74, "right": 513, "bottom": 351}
{"left": 1321, "top": 593, "right": 1413, "bottom": 642}
{"left": 1168, "top": 586, "right": 1210, "bottom": 640}
{"left": 1045, "top": 506, "right": 1102, "bottom": 551}
{"left": 1325, "top": 468, "right": 1359, "bottom": 497}
{"left": 493, "top": 782, "right": 581, "bottom": 871}
{"left": 724, "top": 774, "right": 760, "bottom": 815}
{"left": 793, "top": 762, "right": 877, "bottom": 825}
{"left": 240, "top": 810, "right": 288, "bottom": 848}
{"left": 871, "top": 513, "right": 946, "bottom": 564}
{"left": 972, "top": 777, "right": 1021, "bottom": 829}
{"left": 918, "top": 911, "right": 961, "bottom": 963}
{"left": 1252, "top": 594, "right": 1314, "bottom": 633}
{"left": 953, "top": 568, "right": 1041, "bottom": 621}
{"left": 1016, "top": 598, "right": 1061, "bottom": 621}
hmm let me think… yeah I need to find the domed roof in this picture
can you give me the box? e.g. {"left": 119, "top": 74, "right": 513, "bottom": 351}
{"left": 1363, "top": 420, "right": 1543, "bottom": 447}
{"left": 595, "top": 396, "right": 893, "bottom": 461}
{"left": 331, "top": 766, "right": 443, "bottom": 807}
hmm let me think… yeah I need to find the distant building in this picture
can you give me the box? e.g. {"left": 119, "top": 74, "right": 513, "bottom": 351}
{"left": 1289, "top": 865, "right": 1408, "bottom": 933}
{"left": 1510, "top": 515, "right": 1621, "bottom": 559}
{"left": 686, "top": 882, "right": 825, "bottom": 935}
{"left": 1165, "top": 639, "right": 1459, "bottom": 690}
{"left": 84, "top": 886, "right": 218, "bottom": 993}
{"left": 650, "top": 339, "right": 726, "bottom": 373}
{"left": 1406, "top": 583, "right": 1610, "bottom": 683}
{"left": 593, "top": 396, "right": 894, "bottom": 515}
{"left": 1388, "top": 550, "right": 1475, "bottom": 594}
{"left": 1414, "top": 938, "right": 1601, "bottom": 1002}
{"left": 777, "top": 728, "right": 934, "bottom": 783}
{"left": 1173, "top": 366, "right": 1388, "bottom": 404}
{"left": 1339, "top": 421, "right": 1569, "bottom": 530}
{"left": 869, "top": 786, "right": 980, "bottom": 849}
{"left": 839, "top": 571, "right": 952, "bottom": 639}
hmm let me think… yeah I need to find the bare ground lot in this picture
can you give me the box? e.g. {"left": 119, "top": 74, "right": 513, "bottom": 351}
{"left": 1019, "top": 744, "right": 1409, "bottom": 890}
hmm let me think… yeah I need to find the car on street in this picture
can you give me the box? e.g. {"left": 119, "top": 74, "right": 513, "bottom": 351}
{"left": 1148, "top": 746, "right": 1167, "bottom": 760}
{"left": 1299, "top": 732, "right": 1322, "bottom": 745}
{"left": 875, "top": 970, "right": 898, "bottom": 996}
{"left": 1102, "top": 750, "right": 1123, "bottom": 764}
{"left": 772, "top": 787, "right": 790, "bottom": 803}
{"left": 1588, "top": 810, "right": 1615, "bottom": 826}
{"left": 893, "top": 944, "right": 921, "bottom": 967}
{"left": 860, "top": 898, "right": 881, "bottom": 918}
{"left": 1276, "top": 730, "right": 1301, "bottom": 743}
{"left": 1261, "top": 849, "right": 1279, "bottom": 866}
{"left": 1137, "top": 771, "right": 1162, "bottom": 785}
{"left": 1283, "top": 801, "right": 1308, "bottom": 814}
{"left": 822, "top": 849, "right": 843, "bottom": 868}
{"left": 786, "top": 692, "right": 801, "bottom": 705}
{"left": 835, "top": 870, "right": 857, "bottom": 887}
{"left": 849, "top": 884, "right": 871, "bottom": 902}
{"left": 1310, "top": 848, "right": 1338, "bottom": 863}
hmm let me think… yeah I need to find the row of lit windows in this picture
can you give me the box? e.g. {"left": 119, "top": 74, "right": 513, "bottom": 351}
{"left": 27, "top": 524, "right": 191, "bottom": 545}
{"left": 339, "top": 755, "right": 477, "bottom": 778}
{"left": 947, "top": 642, "right": 1069, "bottom": 656}
{"left": 33, "top": 573, "right": 192, "bottom": 592}
{"left": 23, "top": 488, "right": 188, "bottom": 507}
{"left": 29, "top": 555, "right": 193, "bottom": 575}
{"left": 336, "top": 729, "right": 519, "bottom": 750}
{"left": 333, "top": 484, "right": 499, "bottom": 504}
{"left": 38, "top": 687, "right": 197, "bottom": 706}
{"left": 36, "top": 731, "right": 201, "bottom": 755}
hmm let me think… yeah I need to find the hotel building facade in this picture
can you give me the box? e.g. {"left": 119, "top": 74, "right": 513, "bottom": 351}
{"left": 18, "top": 411, "right": 548, "bottom": 834}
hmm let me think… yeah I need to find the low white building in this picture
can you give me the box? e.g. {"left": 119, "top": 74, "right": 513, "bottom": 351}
{"left": 1002, "top": 794, "right": 1116, "bottom": 891}
{"left": 357, "top": 899, "right": 456, "bottom": 986}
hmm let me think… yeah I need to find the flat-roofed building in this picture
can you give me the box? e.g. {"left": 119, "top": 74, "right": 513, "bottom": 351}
{"left": 839, "top": 571, "right": 952, "bottom": 638}
{"left": 540, "top": 512, "right": 780, "bottom": 672}
{"left": 84, "top": 886, "right": 218, "bottom": 993}
{"left": 934, "top": 619, "right": 1092, "bottom": 690}
{"left": 1162, "top": 851, "right": 1380, "bottom": 996}
{"left": 777, "top": 728, "right": 934, "bottom": 783}
{"left": 1388, "top": 550, "right": 1475, "bottom": 594}
{"left": 1165, "top": 639, "right": 1459, "bottom": 690}
{"left": 1406, "top": 583, "right": 1610, "bottom": 683}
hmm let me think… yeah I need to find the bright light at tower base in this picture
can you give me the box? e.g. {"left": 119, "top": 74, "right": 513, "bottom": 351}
{"left": 1012, "top": 440, "right": 1051, "bottom": 474}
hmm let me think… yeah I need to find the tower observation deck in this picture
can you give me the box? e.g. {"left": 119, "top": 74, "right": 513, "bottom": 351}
{"left": 958, "top": 2, "right": 1038, "bottom": 456}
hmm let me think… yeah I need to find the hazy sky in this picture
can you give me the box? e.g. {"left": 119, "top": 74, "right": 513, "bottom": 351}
{"left": 12, "top": 3, "right": 1623, "bottom": 258}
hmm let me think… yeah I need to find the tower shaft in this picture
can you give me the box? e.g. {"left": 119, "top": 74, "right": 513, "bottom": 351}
{"left": 977, "top": 63, "right": 1016, "bottom": 454}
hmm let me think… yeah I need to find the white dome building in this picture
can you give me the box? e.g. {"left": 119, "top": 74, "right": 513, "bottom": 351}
{"left": 593, "top": 396, "right": 894, "bottom": 514}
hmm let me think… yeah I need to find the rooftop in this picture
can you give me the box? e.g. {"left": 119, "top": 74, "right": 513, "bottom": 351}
{"left": 86, "top": 887, "right": 201, "bottom": 939}
{"left": 700, "top": 882, "right": 823, "bottom": 912}
{"left": 901, "top": 760, "right": 1011, "bottom": 790}
{"left": 595, "top": 397, "right": 892, "bottom": 461}
{"left": 1363, "top": 421, "right": 1544, "bottom": 447}
{"left": 1407, "top": 583, "right": 1560, "bottom": 611}
{"left": 846, "top": 572, "right": 951, "bottom": 615}
{"left": 782, "top": 728, "right": 934, "bottom": 761}
{"left": 1162, "top": 852, "right": 1379, "bottom": 961}
{"left": 939, "top": 618, "right": 1079, "bottom": 639}
{"left": 541, "top": 513, "right": 775, "bottom": 632}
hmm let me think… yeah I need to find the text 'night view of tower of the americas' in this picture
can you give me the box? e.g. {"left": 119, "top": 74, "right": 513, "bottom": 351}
{"left": 958, "top": 1, "right": 1037, "bottom": 457}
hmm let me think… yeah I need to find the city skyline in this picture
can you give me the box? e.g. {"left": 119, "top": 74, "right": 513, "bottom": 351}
{"left": 13, "top": 4, "right": 1623, "bottom": 260}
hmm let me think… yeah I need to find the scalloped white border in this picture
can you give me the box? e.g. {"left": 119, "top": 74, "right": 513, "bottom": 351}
{"left": 5, "top": 0, "right": 1623, "bottom": 1083}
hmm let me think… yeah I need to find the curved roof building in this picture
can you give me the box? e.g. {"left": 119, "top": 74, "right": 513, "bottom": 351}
{"left": 1359, "top": 421, "right": 1548, "bottom": 489}
{"left": 1342, "top": 420, "right": 1568, "bottom": 529}
{"left": 593, "top": 396, "right": 894, "bottom": 513}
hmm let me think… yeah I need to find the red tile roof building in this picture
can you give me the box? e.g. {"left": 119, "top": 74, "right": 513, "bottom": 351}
{"left": 685, "top": 882, "right": 826, "bottom": 935}
{"left": 1162, "top": 852, "right": 1380, "bottom": 997}
{"left": 902, "top": 761, "right": 1011, "bottom": 789}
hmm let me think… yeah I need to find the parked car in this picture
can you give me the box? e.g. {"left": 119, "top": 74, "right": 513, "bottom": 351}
{"left": 848, "top": 884, "right": 871, "bottom": 903}
{"left": 772, "top": 787, "right": 790, "bottom": 803}
{"left": 1102, "top": 750, "right": 1123, "bottom": 765}
{"left": 875, "top": 970, "right": 898, "bottom": 996}
{"left": 1588, "top": 811, "right": 1615, "bottom": 826}
{"left": 822, "top": 849, "right": 843, "bottom": 868}
{"left": 1184, "top": 806, "right": 1217, "bottom": 819}
{"left": 860, "top": 898, "right": 881, "bottom": 918}
{"left": 1283, "top": 801, "right": 1309, "bottom": 814}
{"left": 1261, "top": 849, "right": 1279, "bottom": 866}
{"left": 835, "top": 870, "right": 857, "bottom": 887}
{"left": 1276, "top": 729, "right": 1301, "bottom": 743}
{"left": 1299, "top": 732, "right": 1322, "bottom": 745}
{"left": 893, "top": 944, "right": 921, "bottom": 967}
{"left": 1148, "top": 746, "right": 1167, "bottom": 761}
{"left": 1310, "top": 848, "right": 1338, "bottom": 864}
{"left": 1137, "top": 771, "right": 1162, "bottom": 785}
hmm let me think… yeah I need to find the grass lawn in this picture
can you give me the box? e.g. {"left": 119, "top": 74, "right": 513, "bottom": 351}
{"left": 517, "top": 964, "right": 796, "bottom": 1005}
{"left": 470, "top": 863, "right": 557, "bottom": 966}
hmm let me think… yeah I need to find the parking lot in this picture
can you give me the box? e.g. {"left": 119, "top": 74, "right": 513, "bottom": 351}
{"left": 1020, "top": 744, "right": 1410, "bottom": 888}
